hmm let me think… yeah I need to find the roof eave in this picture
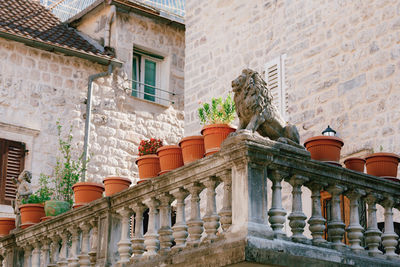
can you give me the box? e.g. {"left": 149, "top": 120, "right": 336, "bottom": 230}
{"left": 0, "top": 30, "right": 122, "bottom": 67}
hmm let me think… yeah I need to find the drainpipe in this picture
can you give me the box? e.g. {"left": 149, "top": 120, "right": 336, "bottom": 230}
{"left": 81, "top": 64, "right": 113, "bottom": 182}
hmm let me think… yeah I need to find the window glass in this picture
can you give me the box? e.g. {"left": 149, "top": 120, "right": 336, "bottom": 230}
{"left": 144, "top": 59, "right": 156, "bottom": 102}
{"left": 132, "top": 56, "right": 139, "bottom": 97}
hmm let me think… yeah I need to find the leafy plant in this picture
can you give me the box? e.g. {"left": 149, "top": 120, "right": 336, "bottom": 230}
{"left": 138, "top": 138, "right": 163, "bottom": 156}
{"left": 22, "top": 175, "right": 51, "bottom": 204}
{"left": 198, "top": 94, "right": 236, "bottom": 125}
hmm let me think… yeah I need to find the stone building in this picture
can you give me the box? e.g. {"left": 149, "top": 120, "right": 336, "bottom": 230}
{"left": 0, "top": 0, "right": 184, "bottom": 215}
{"left": 184, "top": 0, "right": 400, "bottom": 234}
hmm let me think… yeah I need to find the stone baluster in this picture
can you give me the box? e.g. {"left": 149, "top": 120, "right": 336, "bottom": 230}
{"left": 186, "top": 182, "right": 204, "bottom": 246}
{"left": 143, "top": 198, "right": 160, "bottom": 257}
{"left": 49, "top": 235, "right": 60, "bottom": 266}
{"left": 203, "top": 177, "right": 220, "bottom": 241}
{"left": 116, "top": 207, "right": 132, "bottom": 264}
{"left": 346, "top": 189, "right": 365, "bottom": 252}
{"left": 268, "top": 170, "right": 288, "bottom": 238}
{"left": 23, "top": 245, "right": 32, "bottom": 267}
{"left": 40, "top": 238, "right": 50, "bottom": 267}
{"left": 2, "top": 249, "right": 10, "bottom": 267}
{"left": 287, "top": 174, "right": 308, "bottom": 242}
{"left": 58, "top": 231, "right": 69, "bottom": 267}
{"left": 67, "top": 228, "right": 79, "bottom": 267}
{"left": 364, "top": 193, "right": 382, "bottom": 256}
{"left": 171, "top": 188, "right": 189, "bottom": 249}
{"left": 31, "top": 240, "right": 41, "bottom": 267}
{"left": 327, "top": 185, "right": 346, "bottom": 250}
{"left": 307, "top": 182, "right": 327, "bottom": 245}
{"left": 0, "top": 252, "right": 3, "bottom": 267}
{"left": 158, "top": 193, "right": 174, "bottom": 253}
{"left": 78, "top": 222, "right": 91, "bottom": 267}
{"left": 130, "top": 203, "right": 146, "bottom": 259}
{"left": 218, "top": 171, "right": 232, "bottom": 232}
{"left": 88, "top": 219, "right": 98, "bottom": 267}
{"left": 381, "top": 196, "right": 399, "bottom": 259}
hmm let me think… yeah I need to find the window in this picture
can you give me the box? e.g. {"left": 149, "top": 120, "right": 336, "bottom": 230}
{"left": 265, "top": 55, "right": 288, "bottom": 121}
{"left": 132, "top": 48, "right": 164, "bottom": 103}
{"left": 0, "top": 138, "right": 26, "bottom": 205}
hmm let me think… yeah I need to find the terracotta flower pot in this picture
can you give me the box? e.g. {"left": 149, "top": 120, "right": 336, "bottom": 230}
{"left": 201, "top": 124, "right": 236, "bottom": 156}
{"left": 304, "top": 136, "right": 344, "bottom": 162}
{"left": 179, "top": 136, "right": 205, "bottom": 165}
{"left": 72, "top": 182, "right": 104, "bottom": 208}
{"left": 40, "top": 216, "right": 52, "bottom": 222}
{"left": 136, "top": 154, "right": 161, "bottom": 181}
{"left": 103, "top": 176, "right": 132, "bottom": 196}
{"left": 0, "top": 218, "right": 15, "bottom": 237}
{"left": 44, "top": 200, "right": 70, "bottom": 217}
{"left": 19, "top": 204, "right": 45, "bottom": 228}
{"left": 365, "top": 153, "right": 400, "bottom": 177}
{"left": 157, "top": 145, "right": 184, "bottom": 174}
{"left": 344, "top": 157, "right": 365, "bottom": 172}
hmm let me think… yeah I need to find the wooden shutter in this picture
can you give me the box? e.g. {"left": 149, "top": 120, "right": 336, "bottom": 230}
{"left": 265, "top": 55, "right": 288, "bottom": 121}
{"left": 0, "top": 139, "right": 25, "bottom": 205}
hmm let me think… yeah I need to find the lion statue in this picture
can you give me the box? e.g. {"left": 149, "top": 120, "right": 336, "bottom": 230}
{"left": 231, "top": 68, "right": 300, "bottom": 146}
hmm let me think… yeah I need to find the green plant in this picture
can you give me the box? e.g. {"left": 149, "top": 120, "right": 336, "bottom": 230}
{"left": 22, "top": 175, "right": 51, "bottom": 204}
{"left": 198, "top": 94, "right": 236, "bottom": 125}
{"left": 138, "top": 138, "right": 163, "bottom": 156}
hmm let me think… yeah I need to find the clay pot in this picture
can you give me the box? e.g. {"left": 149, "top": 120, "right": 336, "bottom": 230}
{"left": 365, "top": 153, "right": 400, "bottom": 177}
{"left": 103, "top": 176, "right": 132, "bottom": 196}
{"left": 304, "top": 136, "right": 344, "bottom": 162}
{"left": 136, "top": 154, "right": 161, "bottom": 181}
{"left": 179, "top": 136, "right": 205, "bottom": 165}
{"left": 344, "top": 157, "right": 365, "bottom": 172}
{"left": 157, "top": 145, "right": 184, "bottom": 174}
{"left": 201, "top": 124, "right": 236, "bottom": 156}
{"left": 0, "top": 218, "right": 15, "bottom": 237}
{"left": 40, "top": 216, "right": 51, "bottom": 222}
{"left": 72, "top": 182, "right": 104, "bottom": 208}
{"left": 44, "top": 200, "right": 70, "bottom": 217}
{"left": 19, "top": 204, "right": 45, "bottom": 228}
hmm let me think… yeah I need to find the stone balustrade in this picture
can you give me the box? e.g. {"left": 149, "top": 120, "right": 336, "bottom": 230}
{"left": 1, "top": 132, "right": 400, "bottom": 266}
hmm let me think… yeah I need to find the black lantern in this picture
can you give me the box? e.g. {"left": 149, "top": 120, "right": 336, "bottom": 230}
{"left": 322, "top": 125, "right": 336, "bottom": 136}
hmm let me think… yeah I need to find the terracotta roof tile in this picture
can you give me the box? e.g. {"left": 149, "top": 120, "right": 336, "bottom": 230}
{"left": 0, "top": 0, "right": 111, "bottom": 61}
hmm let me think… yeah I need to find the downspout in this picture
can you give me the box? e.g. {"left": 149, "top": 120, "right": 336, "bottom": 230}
{"left": 81, "top": 64, "right": 113, "bottom": 182}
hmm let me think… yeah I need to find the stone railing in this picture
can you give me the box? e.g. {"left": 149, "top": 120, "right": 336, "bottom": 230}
{"left": 1, "top": 132, "right": 400, "bottom": 266}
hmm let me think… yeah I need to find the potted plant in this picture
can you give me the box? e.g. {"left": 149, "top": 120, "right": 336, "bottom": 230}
{"left": 135, "top": 139, "right": 162, "bottom": 182}
{"left": 344, "top": 157, "right": 365, "bottom": 172}
{"left": 198, "top": 94, "right": 236, "bottom": 156}
{"left": 304, "top": 126, "right": 344, "bottom": 163}
{"left": 157, "top": 145, "right": 184, "bottom": 175}
{"left": 365, "top": 147, "right": 400, "bottom": 177}
{"left": 0, "top": 218, "right": 15, "bottom": 237}
{"left": 103, "top": 171, "right": 132, "bottom": 196}
{"left": 19, "top": 190, "right": 49, "bottom": 228}
{"left": 179, "top": 135, "right": 205, "bottom": 165}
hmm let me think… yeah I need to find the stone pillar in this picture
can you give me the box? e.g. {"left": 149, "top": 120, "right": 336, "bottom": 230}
{"left": 23, "top": 245, "right": 32, "bottom": 267}
{"left": 381, "top": 197, "right": 399, "bottom": 259}
{"left": 88, "top": 219, "right": 98, "bottom": 267}
{"left": 287, "top": 174, "right": 308, "bottom": 242}
{"left": 49, "top": 235, "right": 60, "bottom": 266}
{"left": 117, "top": 207, "right": 132, "bottom": 265}
{"left": 40, "top": 239, "right": 50, "bottom": 267}
{"left": 218, "top": 171, "right": 232, "bottom": 232}
{"left": 203, "top": 176, "right": 220, "bottom": 241}
{"left": 307, "top": 182, "right": 326, "bottom": 245}
{"left": 143, "top": 198, "right": 160, "bottom": 257}
{"left": 130, "top": 203, "right": 146, "bottom": 259}
{"left": 327, "top": 185, "right": 346, "bottom": 250}
{"left": 346, "top": 189, "right": 365, "bottom": 252}
{"left": 67, "top": 228, "right": 79, "bottom": 267}
{"left": 58, "top": 231, "right": 69, "bottom": 267}
{"left": 78, "top": 222, "right": 91, "bottom": 267}
{"left": 158, "top": 193, "right": 174, "bottom": 253}
{"left": 171, "top": 188, "right": 189, "bottom": 249}
{"left": 31, "top": 240, "right": 41, "bottom": 267}
{"left": 186, "top": 182, "right": 204, "bottom": 246}
{"left": 364, "top": 194, "right": 382, "bottom": 256}
{"left": 268, "top": 170, "right": 288, "bottom": 238}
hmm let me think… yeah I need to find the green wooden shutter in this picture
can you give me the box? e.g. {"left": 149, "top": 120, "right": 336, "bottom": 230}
{"left": 132, "top": 56, "right": 138, "bottom": 97}
{"left": 144, "top": 59, "right": 156, "bottom": 102}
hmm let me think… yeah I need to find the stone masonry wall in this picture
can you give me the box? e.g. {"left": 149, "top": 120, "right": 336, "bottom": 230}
{"left": 0, "top": 4, "right": 184, "bottom": 197}
{"left": 184, "top": 0, "right": 400, "bottom": 231}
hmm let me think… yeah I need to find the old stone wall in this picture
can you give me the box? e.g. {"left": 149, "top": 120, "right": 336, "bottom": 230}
{"left": 185, "top": 0, "right": 400, "bottom": 159}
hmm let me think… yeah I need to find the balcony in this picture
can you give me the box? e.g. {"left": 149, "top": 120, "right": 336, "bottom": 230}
{"left": 0, "top": 132, "right": 399, "bottom": 266}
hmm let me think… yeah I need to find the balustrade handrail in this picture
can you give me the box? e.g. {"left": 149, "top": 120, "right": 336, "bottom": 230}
{"left": 1, "top": 133, "right": 400, "bottom": 266}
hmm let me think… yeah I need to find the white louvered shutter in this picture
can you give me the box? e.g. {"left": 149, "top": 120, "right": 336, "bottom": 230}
{"left": 265, "top": 54, "right": 287, "bottom": 121}
{"left": 0, "top": 139, "right": 25, "bottom": 205}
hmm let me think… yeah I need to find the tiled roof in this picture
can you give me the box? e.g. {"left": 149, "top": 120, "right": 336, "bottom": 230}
{"left": 0, "top": 0, "right": 112, "bottom": 62}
